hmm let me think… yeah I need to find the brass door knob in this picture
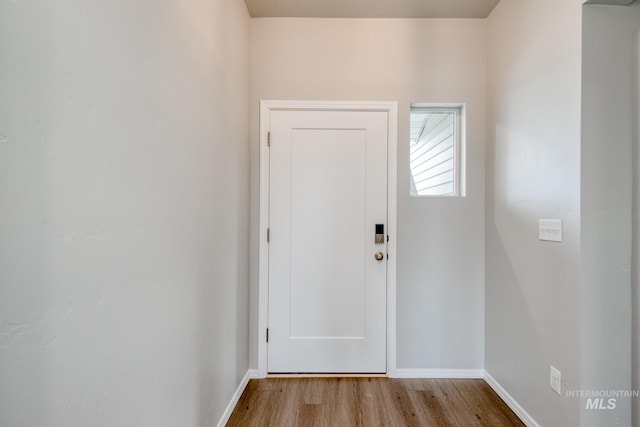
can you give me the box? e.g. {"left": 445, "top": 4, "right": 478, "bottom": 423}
{"left": 374, "top": 252, "right": 384, "bottom": 261}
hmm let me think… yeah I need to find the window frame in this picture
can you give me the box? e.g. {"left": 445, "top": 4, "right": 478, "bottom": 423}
{"left": 409, "top": 104, "right": 465, "bottom": 198}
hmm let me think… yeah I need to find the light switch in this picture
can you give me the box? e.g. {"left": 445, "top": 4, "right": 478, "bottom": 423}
{"left": 539, "top": 219, "right": 562, "bottom": 242}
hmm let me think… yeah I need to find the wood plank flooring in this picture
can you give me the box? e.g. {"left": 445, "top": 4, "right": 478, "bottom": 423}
{"left": 226, "top": 378, "right": 525, "bottom": 426}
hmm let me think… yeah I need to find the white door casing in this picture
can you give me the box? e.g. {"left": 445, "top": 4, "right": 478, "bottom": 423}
{"left": 258, "top": 101, "right": 398, "bottom": 376}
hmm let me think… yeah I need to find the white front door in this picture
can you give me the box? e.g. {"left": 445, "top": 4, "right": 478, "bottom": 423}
{"left": 267, "top": 109, "right": 388, "bottom": 373}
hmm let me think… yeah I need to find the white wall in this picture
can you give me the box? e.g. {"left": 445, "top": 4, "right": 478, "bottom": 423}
{"left": 636, "top": 25, "right": 640, "bottom": 427}
{"left": 250, "top": 18, "right": 486, "bottom": 371}
{"left": 0, "top": 0, "right": 250, "bottom": 426}
{"left": 582, "top": 3, "right": 640, "bottom": 426}
{"left": 485, "top": 1, "right": 583, "bottom": 426}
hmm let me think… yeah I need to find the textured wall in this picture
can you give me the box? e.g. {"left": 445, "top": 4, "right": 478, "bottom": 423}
{"left": 582, "top": 3, "right": 640, "bottom": 425}
{"left": 636, "top": 26, "right": 640, "bottom": 427}
{"left": 485, "top": 0, "right": 583, "bottom": 425}
{"left": 0, "top": 0, "right": 250, "bottom": 426}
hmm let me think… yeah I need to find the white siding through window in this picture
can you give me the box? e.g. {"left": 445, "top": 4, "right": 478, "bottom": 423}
{"left": 409, "top": 108, "right": 459, "bottom": 196}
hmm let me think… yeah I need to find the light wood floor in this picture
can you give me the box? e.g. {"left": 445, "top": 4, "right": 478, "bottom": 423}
{"left": 227, "top": 377, "right": 525, "bottom": 426}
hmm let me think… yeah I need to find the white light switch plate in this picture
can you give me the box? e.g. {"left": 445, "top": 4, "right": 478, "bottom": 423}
{"left": 539, "top": 219, "right": 562, "bottom": 242}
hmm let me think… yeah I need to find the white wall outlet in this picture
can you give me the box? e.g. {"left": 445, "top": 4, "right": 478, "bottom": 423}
{"left": 550, "top": 366, "right": 562, "bottom": 395}
{"left": 539, "top": 219, "right": 563, "bottom": 242}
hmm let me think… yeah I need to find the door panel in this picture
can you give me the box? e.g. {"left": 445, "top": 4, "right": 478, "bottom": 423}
{"left": 268, "top": 110, "right": 388, "bottom": 373}
{"left": 290, "top": 129, "right": 366, "bottom": 338}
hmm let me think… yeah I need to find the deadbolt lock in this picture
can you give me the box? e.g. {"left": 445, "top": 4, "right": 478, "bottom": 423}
{"left": 375, "top": 224, "right": 384, "bottom": 244}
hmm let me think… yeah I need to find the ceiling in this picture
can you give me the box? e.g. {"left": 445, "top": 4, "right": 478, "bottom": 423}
{"left": 244, "top": 0, "right": 502, "bottom": 19}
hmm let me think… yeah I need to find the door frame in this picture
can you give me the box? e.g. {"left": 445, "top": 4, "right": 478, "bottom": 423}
{"left": 257, "top": 100, "right": 398, "bottom": 378}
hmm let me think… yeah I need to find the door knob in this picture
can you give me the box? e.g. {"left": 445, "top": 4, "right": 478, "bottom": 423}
{"left": 374, "top": 252, "right": 384, "bottom": 261}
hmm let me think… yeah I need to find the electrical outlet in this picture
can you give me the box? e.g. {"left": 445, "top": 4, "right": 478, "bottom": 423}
{"left": 550, "top": 366, "right": 562, "bottom": 395}
{"left": 539, "top": 219, "right": 563, "bottom": 242}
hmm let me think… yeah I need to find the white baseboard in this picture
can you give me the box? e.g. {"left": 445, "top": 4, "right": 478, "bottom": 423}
{"left": 216, "top": 370, "right": 254, "bottom": 427}
{"left": 483, "top": 371, "right": 539, "bottom": 427}
{"left": 395, "top": 368, "right": 484, "bottom": 378}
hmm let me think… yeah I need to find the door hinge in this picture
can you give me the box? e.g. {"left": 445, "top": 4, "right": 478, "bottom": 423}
{"left": 267, "top": 227, "right": 270, "bottom": 243}
{"left": 266, "top": 328, "right": 269, "bottom": 343}
{"left": 267, "top": 131, "right": 271, "bottom": 147}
